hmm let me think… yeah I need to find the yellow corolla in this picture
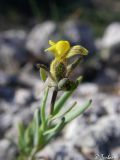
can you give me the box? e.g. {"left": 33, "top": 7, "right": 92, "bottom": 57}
{"left": 45, "top": 40, "right": 70, "bottom": 59}
{"left": 45, "top": 40, "right": 88, "bottom": 81}
{"left": 45, "top": 40, "right": 88, "bottom": 59}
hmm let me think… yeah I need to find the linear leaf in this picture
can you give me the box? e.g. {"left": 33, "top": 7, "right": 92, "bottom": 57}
{"left": 18, "top": 122, "right": 26, "bottom": 153}
{"left": 43, "top": 118, "right": 65, "bottom": 135}
{"left": 40, "top": 68, "right": 47, "bottom": 81}
{"left": 34, "top": 109, "right": 40, "bottom": 146}
{"left": 41, "top": 87, "right": 49, "bottom": 130}
{"left": 64, "top": 99, "right": 92, "bottom": 123}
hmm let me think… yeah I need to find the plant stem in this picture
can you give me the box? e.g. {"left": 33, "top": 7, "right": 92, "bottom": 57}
{"left": 50, "top": 87, "right": 58, "bottom": 115}
{"left": 29, "top": 147, "right": 38, "bottom": 160}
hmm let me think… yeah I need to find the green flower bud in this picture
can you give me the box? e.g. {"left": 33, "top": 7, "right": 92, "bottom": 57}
{"left": 58, "top": 78, "right": 77, "bottom": 91}
{"left": 50, "top": 59, "right": 67, "bottom": 81}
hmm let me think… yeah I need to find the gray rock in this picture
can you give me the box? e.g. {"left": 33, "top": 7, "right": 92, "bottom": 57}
{"left": 14, "top": 88, "right": 33, "bottom": 105}
{"left": 85, "top": 94, "right": 120, "bottom": 117}
{"left": 95, "top": 68, "right": 119, "bottom": 84}
{"left": 0, "top": 139, "right": 10, "bottom": 159}
{"left": 13, "top": 106, "right": 33, "bottom": 126}
{"left": 64, "top": 117, "right": 96, "bottom": 148}
{"left": 108, "top": 43, "right": 120, "bottom": 72}
{"left": 0, "top": 30, "right": 27, "bottom": 72}
{"left": 62, "top": 19, "right": 96, "bottom": 56}
{"left": 17, "top": 73, "right": 42, "bottom": 88}
{"left": 76, "top": 83, "right": 99, "bottom": 96}
{"left": 0, "top": 114, "right": 12, "bottom": 138}
{"left": 102, "top": 95, "right": 120, "bottom": 115}
{"left": 0, "top": 139, "right": 17, "bottom": 160}
{"left": 37, "top": 140, "right": 85, "bottom": 160}
{"left": 0, "top": 87, "right": 15, "bottom": 101}
{"left": 92, "top": 115, "right": 120, "bottom": 142}
{"left": 0, "top": 100, "right": 19, "bottom": 114}
{"left": 0, "top": 30, "right": 26, "bottom": 42}
{"left": 96, "top": 23, "right": 120, "bottom": 75}
{"left": 26, "top": 21, "right": 56, "bottom": 62}
{"left": 100, "top": 23, "right": 120, "bottom": 48}
{"left": 0, "top": 72, "right": 9, "bottom": 86}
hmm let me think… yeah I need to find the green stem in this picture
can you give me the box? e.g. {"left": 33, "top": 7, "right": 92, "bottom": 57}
{"left": 41, "top": 88, "right": 49, "bottom": 130}
{"left": 50, "top": 87, "right": 58, "bottom": 115}
{"left": 29, "top": 147, "right": 38, "bottom": 160}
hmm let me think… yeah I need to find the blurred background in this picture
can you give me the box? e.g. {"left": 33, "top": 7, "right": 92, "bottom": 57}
{"left": 0, "top": 0, "right": 120, "bottom": 160}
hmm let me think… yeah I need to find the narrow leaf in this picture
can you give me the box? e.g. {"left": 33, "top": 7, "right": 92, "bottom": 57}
{"left": 40, "top": 68, "right": 47, "bottom": 81}
{"left": 45, "top": 118, "right": 65, "bottom": 138}
{"left": 18, "top": 122, "right": 25, "bottom": 153}
{"left": 51, "top": 101, "right": 77, "bottom": 121}
{"left": 64, "top": 99, "right": 92, "bottom": 123}
{"left": 25, "top": 122, "right": 33, "bottom": 147}
{"left": 33, "top": 109, "right": 40, "bottom": 146}
{"left": 41, "top": 87, "right": 49, "bottom": 130}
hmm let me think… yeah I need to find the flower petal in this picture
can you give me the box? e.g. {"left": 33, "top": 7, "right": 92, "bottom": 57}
{"left": 44, "top": 45, "right": 58, "bottom": 57}
{"left": 56, "top": 41, "right": 70, "bottom": 56}
{"left": 49, "top": 40, "right": 56, "bottom": 46}
{"left": 66, "top": 45, "right": 88, "bottom": 58}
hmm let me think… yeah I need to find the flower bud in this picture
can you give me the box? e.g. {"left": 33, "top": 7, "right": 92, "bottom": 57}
{"left": 50, "top": 59, "right": 67, "bottom": 81}
{"left": 58, "top": 78, "right": 77, "bottom": 91}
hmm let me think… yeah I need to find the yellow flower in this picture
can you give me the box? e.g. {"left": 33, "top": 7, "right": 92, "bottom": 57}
{"left": 45, "top": 40, "right": 70, "bottom": 59}
{"left": 45, "top": 40, "right": 88, "bottom": 59}
{"left": 45, "top": 40, "right": 88, "bottom": 81}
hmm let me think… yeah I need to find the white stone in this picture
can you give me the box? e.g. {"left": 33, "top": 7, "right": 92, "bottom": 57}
{"left": 26, "top": 21, "right": 56, "bottom": 58}
{"left": 100, "top": 23, "right": 120, "bottom": 48}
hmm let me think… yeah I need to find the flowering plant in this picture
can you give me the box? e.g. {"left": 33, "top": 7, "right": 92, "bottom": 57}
{"left": 17, "top": 40, "right": 92, "bottom": 160}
